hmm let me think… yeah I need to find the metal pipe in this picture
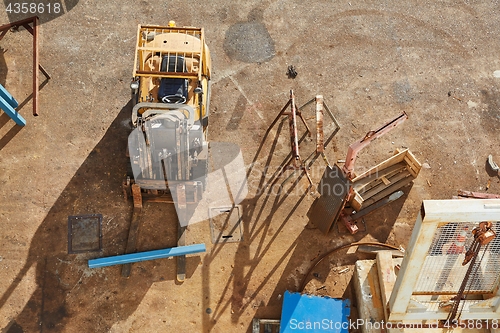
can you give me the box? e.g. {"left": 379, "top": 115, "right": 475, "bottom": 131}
{"left": 289, "top": 90, "right": 299, "bottom": 160}
{"left": 89, "top": 243, "right": 206, "bottom": 268}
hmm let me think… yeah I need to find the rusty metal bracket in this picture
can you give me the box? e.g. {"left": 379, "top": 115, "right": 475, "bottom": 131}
{"left": 457, "top": 190, "right": 500, "bottom": 199}
{"left": 0, "top": 16, "right": 51, "bottom": 116}
{"left": 343, "top": 112, "right": 407, "bottom": 179}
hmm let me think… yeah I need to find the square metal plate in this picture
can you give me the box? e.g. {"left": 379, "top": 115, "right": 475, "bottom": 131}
{"left": 308, "top": 165, "right": 350, "bottom": 234}
{"left": 68, "top": 214, "right": 103, "bottom": 254}
{"left": 209, "top": 205, "right": 243, "bottom": 244}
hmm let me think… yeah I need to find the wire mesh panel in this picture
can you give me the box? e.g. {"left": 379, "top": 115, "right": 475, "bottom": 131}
{"left": 413, "top": 221, "right": 500, "bottom": 295}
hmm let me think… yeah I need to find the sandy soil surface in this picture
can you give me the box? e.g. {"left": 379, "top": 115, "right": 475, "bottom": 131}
{"left": 0, "top": 1, "right": 499, "bottom": 332}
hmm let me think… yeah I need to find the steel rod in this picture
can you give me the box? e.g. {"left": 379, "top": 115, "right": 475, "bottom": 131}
{"left": 89, "top": 243, "right": 206, "bottom": 268}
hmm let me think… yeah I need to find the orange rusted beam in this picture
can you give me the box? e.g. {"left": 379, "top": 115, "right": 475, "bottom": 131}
{"left": 0, "top": 16, "right": 49, "bottom": 117}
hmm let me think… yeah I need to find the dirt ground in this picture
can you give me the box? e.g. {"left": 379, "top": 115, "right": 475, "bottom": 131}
{"left": 0, "top": 1, "right": 499, "bottom": 332}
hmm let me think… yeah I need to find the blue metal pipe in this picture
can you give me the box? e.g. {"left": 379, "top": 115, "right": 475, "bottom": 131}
{"left": 0, "top": 84, "right": 19, "bottom": 108}
{"left": 0, "top": 95, "right": 25, "bottom": 126}
{"left": 88, "top": 243, "right": 206, "bottom": 268}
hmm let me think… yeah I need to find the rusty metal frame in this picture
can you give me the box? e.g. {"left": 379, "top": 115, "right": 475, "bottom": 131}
{"left": 269, "top": 90, "right": 314, "bottom": 188}
{"left": 0, "top": 16, "right": 50, "bottom": 116}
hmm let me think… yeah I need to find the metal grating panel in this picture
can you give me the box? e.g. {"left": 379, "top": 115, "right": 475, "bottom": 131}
{"left": 308, "top": 165, "right": 350, "bottom": 234}
{"left": 68, "top": 214, "right": 103, "bottom": 254}
{"left": 414, "top": 221, "right": 500, "bottom": 295}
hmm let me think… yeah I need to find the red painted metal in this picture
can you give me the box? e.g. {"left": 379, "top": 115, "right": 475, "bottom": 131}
{"left": 343, "top": 111, "right": 408, "bottom": 179}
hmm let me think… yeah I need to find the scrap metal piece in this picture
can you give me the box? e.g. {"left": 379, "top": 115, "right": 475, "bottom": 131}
{"left": 339, "top": 190, "right": 404, "bottom": 233}
{"left": 121, "top": 184, "right": 143, "bottom": 277}
{"left": 68, "top": 214, "right": 102, "bottom": 254}
{"left": 286, "top": 65, "right": 297, "bottom": 79}
{"left": 174, "top": 183, "right": 187, "bottom": 282}
{"left": 457, "top": 190, "right": 500, "bottom": 199}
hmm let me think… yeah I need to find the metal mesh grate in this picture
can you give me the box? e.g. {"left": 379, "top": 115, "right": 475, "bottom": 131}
{"left": 414, "top": 221, "right": 500, "bottom": 294}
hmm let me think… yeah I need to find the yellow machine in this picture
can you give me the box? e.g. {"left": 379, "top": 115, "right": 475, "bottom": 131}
{"left": 130, "top": 21, "right": 211, "bottom": 130}
{"left": 123, "top": 22, "right": 211, "bottom": 281}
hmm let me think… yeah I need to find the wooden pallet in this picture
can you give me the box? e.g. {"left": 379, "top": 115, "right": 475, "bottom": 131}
{"left": 350, "top": 149, "right": 421, "bottom": 211}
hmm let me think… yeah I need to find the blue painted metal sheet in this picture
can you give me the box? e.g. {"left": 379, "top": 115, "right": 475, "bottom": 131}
{"left": 0, "top": 84, "right": 19, "bottom": 108}
{"left": 0, "top": 95, "right": 25, "bottom": 126}
{"left": 280, "top": 291, "right": 350, "bottom": 333}
{"left": 88, "top": 243, "right": 206, "bottom": 268}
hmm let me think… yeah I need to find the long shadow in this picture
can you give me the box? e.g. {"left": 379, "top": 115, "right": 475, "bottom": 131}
{"left": 0, "top": 119, "right": 21, "bottom": 150}
{"left": 201, "top": 105, "right": 317, "bottom": 331}
{"left": 15, "top": 78, "right": 49, "bottom": 113}
{"left": 1, "top": 101, "right": 199, "bottom": 333}
{"left": 251, "top": 182, "right": 411, "bottom": 324}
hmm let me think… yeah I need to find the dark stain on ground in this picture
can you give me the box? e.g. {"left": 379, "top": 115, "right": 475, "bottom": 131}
{"left": 393, "top": 79, "right": 414, "bottom": 103}
{"left": 224, "top": 21, "right": 275, "bottom": 63}
{"left": 480, "top": 89, "right": 500, "bottom": 133}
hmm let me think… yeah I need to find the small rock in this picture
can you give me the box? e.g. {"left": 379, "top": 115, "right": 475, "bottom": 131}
{"left": 422, "top": 163, "right": 431, "bottom": 169}
{"left": 467, "top": 100, "right": 478, "bottom": 108}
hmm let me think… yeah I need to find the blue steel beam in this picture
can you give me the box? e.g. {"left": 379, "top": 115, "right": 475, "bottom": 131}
{"left": 88, "top": 243, "right": 206, "bottom": 268}
{"left": 0, "top": 95, "right": 25, "bottom": 126}
{"left": 0, "top": 84, "right": 25, "bottom": 126}
{"left": 0, "top": 84, "right": 19, "bottom": 108}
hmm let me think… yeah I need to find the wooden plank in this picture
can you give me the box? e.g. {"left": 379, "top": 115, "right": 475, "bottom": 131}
{"left": 351, "top": 149, "right": 408, "bottom": 182}
{"left": 361, "top": 176, "right": 413, "bottom": 209}
{"left": 358, "top": 166, "right": 406, "bottom": 196}
{"left": 403, "top": 150, "right": 422, "bottom": 178}
{"left": 377, "top": 251, "right": 396, "bottom": 320}
{"left": 352, "top": 162, "right": 406, "bottom": 191}
{"left": 361, "top": 170, "right": 411, "bottom": 200}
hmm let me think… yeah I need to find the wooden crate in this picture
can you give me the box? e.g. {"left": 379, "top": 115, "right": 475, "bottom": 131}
{"left": 350, "top": 149, "right": 421, "bottom": 211}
